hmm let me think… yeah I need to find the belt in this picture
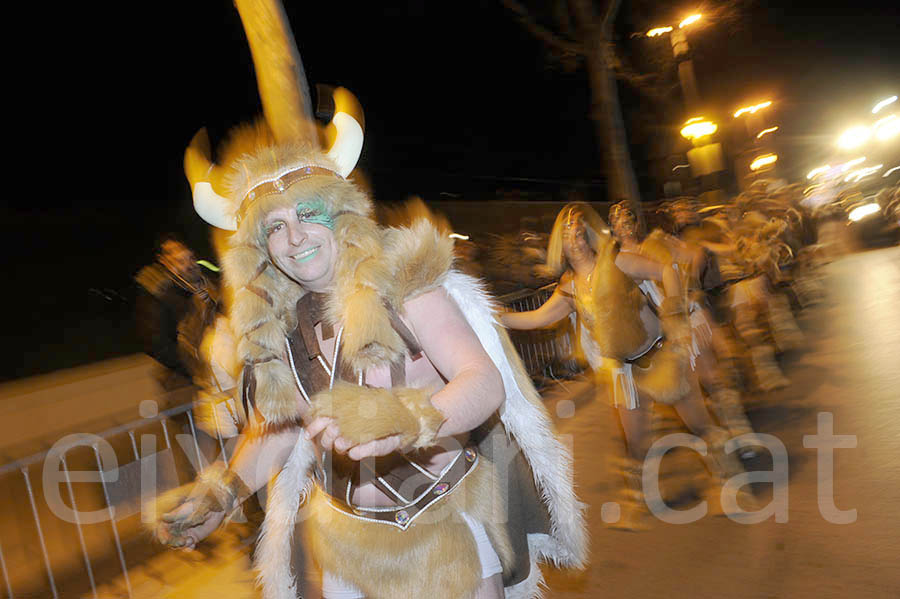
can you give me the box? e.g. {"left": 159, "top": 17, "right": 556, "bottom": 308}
{"left": 316, "top": 445, "right": 479, "bottom": 530}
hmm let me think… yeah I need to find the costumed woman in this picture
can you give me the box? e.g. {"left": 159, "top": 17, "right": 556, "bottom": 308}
{"left": 607, "top": 200, "right": 760, "bottom": 457}
{"left": 150, "top": 1, "right": 586, "bottom": 598}
{"left": 498, "top": 202, "right": 751, "bottom": 530}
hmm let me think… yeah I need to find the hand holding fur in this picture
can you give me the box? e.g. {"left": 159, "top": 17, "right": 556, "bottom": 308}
{"left": 146, "top": 462, "right": 251, "bottom": 549}
{"left": 310, "top": 382, "right": 445, "bottom": 449}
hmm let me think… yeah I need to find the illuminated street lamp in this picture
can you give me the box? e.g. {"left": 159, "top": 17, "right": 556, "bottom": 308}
{"left": 680, "top": 118, "right": 718, "bottom": 143}
{"left": 679, "top": 14, "right": 702, "bottom": 28}
{"left": 756, "top": 126, "right": 779, "bottom": 139}
{"left": 848, "top": 203, "right": 881, "bottom": 222}
{"left": 647, "top": 26, "right": 674, "bottom": 37}
{"left": 733, "top": 101, "right": 773, "bottom": 119}
{"left": 872, "top": 95, "right": 897, "bottom": 114}
{"left": 643, "top": 14, "right": 705, "bottom": 109}
{"left": 749, "top": 153, "right": 778, "bottom": 171}
{"left": 837, "top": 125, "right": 872, "bottom": 150}
{"left": 874, "top": 114, "right": 899, "bottom": 141}
{"left": 807, "top": 165, "right": 831, "bottom": 180}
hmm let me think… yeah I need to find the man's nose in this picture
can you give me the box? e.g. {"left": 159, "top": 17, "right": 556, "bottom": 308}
{"left": 287, "top": 221, "right": 308, "bottom": 246}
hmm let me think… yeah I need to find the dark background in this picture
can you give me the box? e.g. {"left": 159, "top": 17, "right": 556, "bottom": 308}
{"left": 4, "top": 1, "right": 898, "bottom": 381}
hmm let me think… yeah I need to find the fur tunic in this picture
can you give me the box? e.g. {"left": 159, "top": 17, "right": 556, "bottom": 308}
{"left": 251, "top": 220, "right": 587, "bottom": 599}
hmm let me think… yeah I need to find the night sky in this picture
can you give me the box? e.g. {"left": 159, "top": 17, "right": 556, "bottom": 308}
{"left": 5, "top": 1, "right": 899, "bottom": 380}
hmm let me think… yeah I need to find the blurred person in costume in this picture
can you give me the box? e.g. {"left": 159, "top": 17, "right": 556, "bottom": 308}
{"left": 497, "top": 202, "right": 753, "bottom": 531}
{"left": 608, "top": 201, "right": 760, "bottom": 456}
{"left": 150, "top": 2, "right": 585, "bottom": 598}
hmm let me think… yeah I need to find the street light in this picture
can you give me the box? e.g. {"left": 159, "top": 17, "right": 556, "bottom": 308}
{"left": 874, "top": 114, "right": 899, "bottom": 141}
{"left": 643, "top": 14, "right": 705, "bottom": 110}
{"left": 647, "top": 26, "right": 674, "bottom": 37}
{"left": 679, "top": 14, "right": 702, "bottom": 28}
{"left": 837, "top": 125, "right": 872, "bottom": 149}
{"left": 750, "top": 153, "right": 778, "bottom": 171}
{"left": 872, "top": 95, "right": 897, "bottom": 114}
{"left": 734, "top": 101, "right": 772, "bottom": 118}
{"left": 807, "top": 165, "right": 831, "bottom": 180}
{"left": 680, "top": 118, "right": 718, "bottom": 142}
{"left": 756, "top": 126, "right": 779, "bottom": 139}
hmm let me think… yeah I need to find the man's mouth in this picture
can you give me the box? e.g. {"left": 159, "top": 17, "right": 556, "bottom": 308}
{"left": 292, "top": 246, "right": 320, "bottom": 263}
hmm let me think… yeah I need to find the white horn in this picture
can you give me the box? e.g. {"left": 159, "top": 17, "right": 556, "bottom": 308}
{"left": 323, "top": 87, "right": 365, "bottom": 178}
{"left": 184, "top": 129, "right": 238, "bottom": 231}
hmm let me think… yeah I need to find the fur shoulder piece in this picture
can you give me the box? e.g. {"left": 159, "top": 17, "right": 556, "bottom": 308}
{"left": 382, "top": 219, "right": 455, "bottom": 307}
{"left": 327, "top": 218, "right": 453, "bottom": 373}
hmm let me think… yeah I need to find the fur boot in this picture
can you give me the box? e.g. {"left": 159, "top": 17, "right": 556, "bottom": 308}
{"left": 605, "top": 456, "right": 651, "bottom": 531}
{"left": 709, "top": 388, "right": 761, "bottom": 458}
{"left": 767, "top": 293, "right": 805, "bottom": 353}
{"left": 702, "top": 427, "right": 759, "bottom": 517}
{"left": 749, "top": 345, "right": 789, "bottom": 392}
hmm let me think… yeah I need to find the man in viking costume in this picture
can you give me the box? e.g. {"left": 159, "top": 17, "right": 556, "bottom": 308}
{"left": 498, "top": 203, "right": 752, "bottom": 531}
{"left": 152, "top": 2, "right": 586, "bottom": 598}
{"left": 608, "top": 200, "right": 760, "bottom": 457}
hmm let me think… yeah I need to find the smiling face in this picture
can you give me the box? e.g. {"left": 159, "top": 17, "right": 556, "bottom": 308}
{"left": 562, "top": 207, "right": 591, "bottom": 262}
{"left": 264, "top": 204, "right": 338, "bottom": 292}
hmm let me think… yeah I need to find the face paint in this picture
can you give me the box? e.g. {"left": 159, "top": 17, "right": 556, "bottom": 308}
{"left": 296, "top": 199, "right": 335, "bottom": 230}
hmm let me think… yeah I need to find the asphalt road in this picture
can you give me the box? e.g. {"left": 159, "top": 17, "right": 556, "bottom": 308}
{"left": 87, "top": 245, "right": 900, "bottom": 598}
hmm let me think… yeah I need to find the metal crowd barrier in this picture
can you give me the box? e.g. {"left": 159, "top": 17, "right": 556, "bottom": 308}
{"left": 496, "top": 283, "right": 582, "bottom": 383}
{"left": 0, "top": 286, "right": 579, "bottom": 597}
{"left": 0, "top": 393, "right": 234, "bottom": 598}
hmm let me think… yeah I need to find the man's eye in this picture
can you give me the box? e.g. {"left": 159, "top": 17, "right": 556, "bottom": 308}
{"left": 298, "top": 209, "right": 320, "bottom": 221}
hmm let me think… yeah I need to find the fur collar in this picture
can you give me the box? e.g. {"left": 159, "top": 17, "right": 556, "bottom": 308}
{"left": 230, "top": 216, "right": 454, "bottom": 427}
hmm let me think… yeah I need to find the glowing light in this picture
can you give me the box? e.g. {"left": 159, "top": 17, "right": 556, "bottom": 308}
{"left": 733, "top": 101, "right": 772, "bottom": 118}
{"left": 750, "top": 153, "right": 778, "bottom": 171}
{"left": 685, "top": 116, "right": 705, "bottom": 124}
{"left": 844, "top": 164, "right": 883, "bottom": 183}
{"left": 872, "top": 95, "right": 897, "bottom": 114}
{"left": 837, "top": 125, "right": 871, "bottom": 149}
{"left": 679, "top": 14, "right": 702, "bottom": 28}
{"left": 874, "top": 114, "right": 899, "bottom": 140}
{"left": 841, "top": 156, "right": 867, "bottom": 171}
{"left": 884, "top": 165, "right": 900, "bottom": 177}
{"left": 647, "top": 26, "right": 674, "bottom": 37}
{"left": 803, "top": 183, "right": 823, "bottom": 195}
{"left": 756, "top": 126, "right": 779, "bottom": 139}
{"left": 680, "top": 119, "right": 717, "bottom": 140}
{"left": 449, "top": 233, "right": 470, "bottom": 240}
{"left": 672, "top": 164, "right": 691, "bottom": 172}
{"left": 848, "top": 203, "right": 881, "bottom": 222}
{"left": 807, "top": 165, "right": 831, "bottom": 180}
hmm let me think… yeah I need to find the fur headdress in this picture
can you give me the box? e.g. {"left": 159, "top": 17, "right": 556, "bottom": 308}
{"left": 182, "top": 0, "right": 403, "bottom": 427}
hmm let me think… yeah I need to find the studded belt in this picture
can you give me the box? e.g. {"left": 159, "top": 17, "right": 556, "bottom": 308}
{"left": 315, "top": 445, "right": 479, "bottom": 530}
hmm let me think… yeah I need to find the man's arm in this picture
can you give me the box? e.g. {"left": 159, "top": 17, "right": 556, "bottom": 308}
{"left": 402, "top": 287, "right": 505, "bottom": 438}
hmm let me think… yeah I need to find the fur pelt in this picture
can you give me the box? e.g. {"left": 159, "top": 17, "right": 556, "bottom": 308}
{"left": 304, "top": 455, "right": 511, "bottom": 599}
{"left": 632, "top": 342, "right": 692, "bottom": 405}
{"left": 588, "top": 237, "right": 649, "bottom": 360}
{"left": 309, "top": 382, "right": 445, "bottom": 449}
{"left": 254, "top": 267, "right": 587, "bottom": 599}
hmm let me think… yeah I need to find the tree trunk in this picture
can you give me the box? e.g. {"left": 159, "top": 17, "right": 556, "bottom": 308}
{"left": 569, "top": 0, "right": 644, "bottom": 228}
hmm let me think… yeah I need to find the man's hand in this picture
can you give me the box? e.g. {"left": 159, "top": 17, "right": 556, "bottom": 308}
{"left": 152, "top": 462, "right": 250, "bottom": 549}
{"left": 305, "top": 416, "right": 403, "bottom": 460}
{"left": 157, "top": 497, "right": 226, "bottom": 549}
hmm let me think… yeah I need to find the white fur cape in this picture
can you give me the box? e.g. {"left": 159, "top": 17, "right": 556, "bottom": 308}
{"left": 254, "top": 270, "right": 587, "bottom": 599}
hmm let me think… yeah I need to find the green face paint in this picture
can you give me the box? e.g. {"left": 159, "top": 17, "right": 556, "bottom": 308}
{"left": 296, "top": 199, "right": 335, "bottom": 230}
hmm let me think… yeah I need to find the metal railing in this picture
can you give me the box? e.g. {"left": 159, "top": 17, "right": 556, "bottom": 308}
{"left": 0, "top": 285, "right": 579, "bottom": 597}
{"left": 0, "top": 393, "right": 233, "bottom": 598}
{"left": 496, "top": 283, "right": 583, "bottom": 383}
